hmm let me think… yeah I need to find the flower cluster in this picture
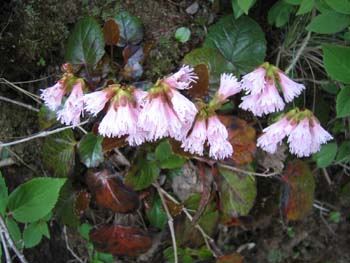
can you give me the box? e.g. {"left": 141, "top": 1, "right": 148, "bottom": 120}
{"left": 257, "top": 109, "right": 333, "bottom": 157}
{"left": 40, "top": 62, "right": 333, "bottom": 160}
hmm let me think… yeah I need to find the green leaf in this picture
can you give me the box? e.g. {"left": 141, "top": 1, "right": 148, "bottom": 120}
{"left": 38, "top": 105, "right": 58, "bottom": 129}
{"left": 268, "top": 0, "right": 295, "bottom": 27}
{"left": 125, "top": 159, "right": 160, "bottom": 190}
{"left": 336, "top": 86, "right": 350, "bottom": 117}
{"left": 155, "top": 141, "right": 186, "bottom": 169}
{"left": 231, "top": 0, "right": 245, "bottom": 19}
{"left": 78, "top": 223, "right": 93, "bottom": 240}
{"left": 284, "top": 0, "right": 302, "bottom": 5}
{"left": 42, "top": 130, "right": 76, "bottom": 177}
{"left": 321, "top": 82, "right": 339, "bottom": 94}
{"left": 323, "top": 45, "right": 350, "bottom": 83}
{"left": 23, "top": 221, "right": 50, "bottom": 248}
{"left": 66, "top": 17, "right": 105, "bottom": 67}
{"left": 218, "top": 167, "right": 257, "bottom": 217}
{"left": 146, "top": 197, "right": 167, "bottom": 229}
{"left": 312, "top": 142, "right": 337, "bottom": 168}
{"left": 0, "top": 172, "right": 8, "bottom": 216}
{"left": 8, "top": 178, "right": 66, "bottom": 223}
{"left": 184, "top": 47, "right": 235, "bottom": 88}
{"left": 306, "top": 12, "right": 350, "bottom": 34}
{"left": 78, "top": 133, "right": 104, "bottom": 168}
{"left": 324, "top": 0, "right": 350, "bottom": 14}
{"left": 203, "top": 15, "right": 266, "bottom": 74}
{"left": 237, "top": 0, "right": 255, "bottom": 14}
{"left": 175, "top": 27, "right": 191, "bottom": 43}
{"left": 315, "top": 0, "right": 332, "bottom": 13}
{"left": 297, "top": 0, "right": 315, "bottom": 15}
{"left": 5, "top": 217, "right": 22, "bottom": 249}
{"left": 164, "top": 247, "right": 194, "bottom": 263}
{"left": 114, "top": 11, "right": 143, "bottom": 46}
{"left": 96, "top": 252, "right": 114, "bottom": 263}
{"left": 336, "top": 141, "right": 350, "bottom": 163}
{"left": 328, "top": 211, "right": 341, "bottom": 223}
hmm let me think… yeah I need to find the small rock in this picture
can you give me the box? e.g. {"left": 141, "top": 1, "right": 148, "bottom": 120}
{"left": 186, "top": 1, "right": 199, "bottom": 15}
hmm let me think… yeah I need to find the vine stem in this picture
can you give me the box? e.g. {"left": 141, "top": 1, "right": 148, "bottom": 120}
{"left": 154, "top": 183, "right": 178, "bottom": 263}
{"left": 0, "top": 216, "right": 28, "bottom": 263}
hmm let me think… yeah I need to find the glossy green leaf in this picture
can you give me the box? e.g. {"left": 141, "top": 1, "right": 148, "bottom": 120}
{"left": 184, "top": 47, "right": 235, "bottom": 87}
{"left": 336, "top": 141, "right": 350, "bottom": 163}
{"left": 5, "top": 217, "right": 22, "bottom": 249}
{"left": 146, "top": 197, "right": 167, "bottom": 229}
{"left": 155, "top": 140, "right": 186, "bottom": 169}
{"left": 175, "top": 27, "right": 191, "bottom": 43}
{"left": 324, "top": 0, "right": 350, "bottom": 14}
{"left": 78, "top": 223, "right": 93, "bottom": 240}
{"left": 8, "top": 178, "right": 66, "bottom": 223}
{"left": 0, "top": 172, "right": 8, "bottom": 216}
{"left": 218, "top": 167, "right": 256, "bottom": 217}
{"left": 78, "top": 133, "right": 104, "bottom": 168}
{"left": 125, "top": 159, "right": 159, "bottom": 190}
{"left": 23, "top": 221, "right": 50, "bottom": 248}
{"left": 306, "top": 12, "right": 350, "bottom": 34}
{"left": 231, "top": 0, "right": 245, "bottom": 19}
{"left": 268, "top": 0, "right": 296, "bottom": 27}
{"left": 237, "top": 0, "right": 255, "bottom": 14}
{"left": 284, "top": 0, "right": 302, "bottom": 4}
{"left": 66, "top": 17, "right": 105, "bottom": 67}
{"left": 312, "top": 142, "right": 337, "bottom": 168}
{"left": 315, "top": 0, "right": 332, "bottom": 13}
{"left": 321, "top": 82, "right": 339, "bottom": 94}
{"left": 42, "top": 130, "right": 76, "bottom": 177}
{"left": 297, "top": 0, "right": 315, "bottom": 15}
{"left": 114, "top": 11, "right": 143, "bottom": 46}
{"left": 203, "top": 15, "right": 266, "bottom": 74}
{"left": 336, "top": 86, "right": 350, "bottom": 117}
{"left": 323, "top": 45, "right": 350, "bottom": 83}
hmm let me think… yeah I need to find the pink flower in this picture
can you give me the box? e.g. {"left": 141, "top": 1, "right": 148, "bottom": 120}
{"left": 207, "top": 116, "right": 233, "bottom": 159}
{"left": 132, "top": 88, "right": 148, "bottom": 107}
{"left": 41, "top": 81, "right": 66, "bottom": 110}
{"left": 240, "top": 79, "right": 285, "bottom": 116}
{"left": 84, "top": 88, "right": 116, "bottom": 116}
{"left": 287, "top": 118, "right": 313, "bottom": 157}
{"left": 241, "top": 67, "right": 266, "bottom": 95}
{"left": 138, "top": 95, "right": 183, "bottom": 141}
{"left": 310, "top": 119, "right": 333, "bottom": 153}
{"left": 164, "top": 65, "right": 198, "bottom": 90}
{"left": 277, "top": 71, "right": 305, "bottom": 103}
{"left": 217, "top": 73, "right": 241, "bottom": 102}
{"left": 57, "top": 82, "right": 84, "bottom": 126}
{"left": 181, "top": 119, "right": 207, "bottom": 155}
{"left": 257, "top": 117, "right": 294, "bottom": 154}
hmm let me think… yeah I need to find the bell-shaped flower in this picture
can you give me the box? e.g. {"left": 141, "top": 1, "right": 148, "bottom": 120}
{"left": 241, "top": 66, "right": 266, "bottom": 95}
{"left": 181, "top": 119, "right": 207, "bottom": 155}
{"left": 57, "top": 81, "right": 84, "bottom": 126}
{"left": 216, "top": 73, "right": 241, "bottom": 102}
{"left": 83, "top": 87, "right": 117, "bottom": 116}
{"left": 41, "top": 81, "right": 66, "bottom": 111}
{"left": 164, "top": 65, "right": 198, "bottom": 90}
{"left": 276, "top": 71, "right": 305, "bottom": 103}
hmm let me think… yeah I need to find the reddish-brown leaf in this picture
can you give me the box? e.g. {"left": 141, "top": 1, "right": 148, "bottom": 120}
{"left": 188, "top": 64, "right": 209, "bottom": 99}
{"left": 74, "top": 190, "right": 91, "bottom": 216}
{"left": 282, "top": 160, "right": 315, "bottom": 221}
{"left": 217, "top": 253, "right": 244, "bottom": 263}
{"left": 219, "top": 116, "right": 256, "bottom": 166}
{"left": 103, "top": 19, "right": 120, "bottom": 45}
{"left": 92, "top": 123, "right": 127, "bottom": 151}
{"left": 90, "top": 224, "right": 152, "bottom": 256}
{"left": 86, "top": 169, "right": 140, "bottom": 213}
{"left": 168, "top": 138, "right": 193, "bottom": 159}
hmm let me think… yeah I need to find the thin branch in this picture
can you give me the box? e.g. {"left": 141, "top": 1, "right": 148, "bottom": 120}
{"left": 285, "top": 30, "right": 312, "bottom": 75}
{"left": 0, "top": 95, "right": 39, "bottom": 112}
{"left": 0, "top": 78, "right": 42, "bottom": 104}
{"left": 0, "top": 158, "right": 16, "bottom": 168}
{"left": 0, "top": 120, "right": 89, "bottom": 148}
{"left": 0, "top": 75, "right": 53, "bottom": 85}
{"left": 0, "top": 230, "right": 12, "bottom": 263}
{"left": 0, "top": 216, "right": 28, "bottom": 263}
{"left": 154, "top": 183, "right": 178, "bottom": 263}
{"left": 63, "top": 226, "right": 84, "bottom": 263}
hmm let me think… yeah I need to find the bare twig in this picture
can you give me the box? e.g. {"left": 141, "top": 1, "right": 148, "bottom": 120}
{"left": 0, "top": 120, "right": 89, "bottom": 148}
{"left": 0, "top": 78, "right": 42, "bottom": 104}
{"left": 0, "top": 158, "right": 15, "bottom": 168}
{"left": 154, "top": 183, "right": 178, "bottom": 263}
{"left": 0, "top": 230, "right": 12, "bottom": 263}
{"left": 0, "top": 75, "right": 53, "bottom": 85}
{"left": 322, "top": 168, "right": 332, "bottom": 185}
{"left": 0, "top": 216, "right": 28, "bottom": 263}
{"left": 63, "top": 226, "right": 84, "bottom": 263}
{"left": 0, "top": 95, "right": 39, "bottom": 112}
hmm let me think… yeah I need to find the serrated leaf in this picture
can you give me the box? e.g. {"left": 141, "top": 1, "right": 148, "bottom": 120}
{"left": 324, "top": 0, "right": 350, "bottom": 14}
{"left": 336, "top": 86, "right": 350, "bottom": 118}
{"left": 145, "top": 197, "right": 167, "bottom": 229}
{"left": 204, "top": 15, "right": 266, "bottom": 74}
{"left": 175, "top": 27, "right": 191, "bottom": 43}
{"left": 323, "top": 45, "right": 350, "bottom": 83}
{"left": 184, "top": 47, "right": 234, "bottom": 89}
{"left": 297, "top": 0, "right": 315, "bottom": 15}
{"left": 282, "top": 161, "right": 315, "bottom": 221}
{"left": 5, "top": 217, "right": 22, "bottom": 249}
{"left": 312, "top": 142, "right": 337, "bottom": 168}
{"left": 0, "top": 172, "right": 8, "bottom": 216}
{"left": 336, "top": 141, "right": 350, "bottom": 163}
{"left": 8, "top": 178, "right": 66, "bottom": 223}
{"left": 103, "top": 19, "right": 120, "bottom": 45}
{"left": 114, "top": 11, "right": 143, "bottom": 47}
{"left": 155, "top": 140, "right": 186, "bottom": 169}
{"left": 23, "top": 221, "right": 49, "bottom": 248}
{"left": 306, "top": 12, "right": 350, "bottom": 34}
{"left": 218, "top": 167, "right": 256, "bottom": 217}
{"left": 66, "top": 17, "right": 105, "bottom": 67}
{"left": 42, "top": 130, "right": 76, "bottom": 177}
{"left": 78, "top": 133, "right": 104, "bottom": 168}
